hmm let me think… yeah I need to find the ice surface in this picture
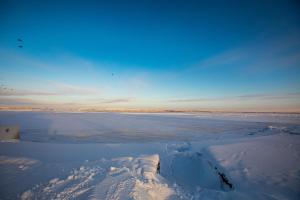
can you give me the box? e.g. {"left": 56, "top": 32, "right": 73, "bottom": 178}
{"left": 0, "top": 112, "right": 300, "bottom": 199}
{"left": 208, "top": 133, "right": 300, "bottom": 199}
{"left": 1, "top": 112, "right": 299, "bottom": 143}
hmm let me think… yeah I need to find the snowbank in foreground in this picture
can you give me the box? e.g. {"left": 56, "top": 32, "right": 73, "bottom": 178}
{"left": 18, "top": 154, "right": 173, "bottom": 200}
{"left": 92, "top": 154, "right": 174, "bottom": 200}
{"left": 207, "top": 133, "right": 300, "bottom": 199}
{"left": 0, "top": 133, "right": 300, "bottom": 200}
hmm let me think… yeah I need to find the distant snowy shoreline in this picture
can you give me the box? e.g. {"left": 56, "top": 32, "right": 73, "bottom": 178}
{"left": 1, "top": 107, "right": 300, "bottom": 114}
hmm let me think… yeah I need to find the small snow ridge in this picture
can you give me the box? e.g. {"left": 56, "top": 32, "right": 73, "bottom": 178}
{"left": 92, "top": 154, "right": 174, "bottom": 200}
{"left": 268, "top": 126, "right": 300, "bottom": 135}
{"left": 248, "top": 125, "right": 300, "bottom": 136}
{"left": 20, "top": 190, "right": 33, "bottom": 200}
{"left": 0, "top": 156, "right": 39, "bottom": 170}
{"left": 20, "top": 165, "right": 103, "bottom": 200}
{"left": 166, "top": 142, "right": 191, "bottom": 153}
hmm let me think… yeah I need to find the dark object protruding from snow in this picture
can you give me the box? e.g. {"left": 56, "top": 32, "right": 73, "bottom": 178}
{"left": 211, "top": 163, "right": 234, "bottom": 190}
{"left": 218, "top": 171, "right": 234, "bottom": 189}
{"left": 0, "top": 125, "right": 20, "bottom": 140}
{"left": 157, "top": 160, "right": 160, "bottom": 174}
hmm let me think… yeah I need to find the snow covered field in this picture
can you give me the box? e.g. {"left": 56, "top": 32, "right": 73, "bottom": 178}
{"left": 0, "top": 112, "right": 300, "bottom": 200}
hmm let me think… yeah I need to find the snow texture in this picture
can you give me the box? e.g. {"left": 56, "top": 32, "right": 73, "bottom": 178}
{"left": 0, "top": 112, "right": 299, "bottom": 199}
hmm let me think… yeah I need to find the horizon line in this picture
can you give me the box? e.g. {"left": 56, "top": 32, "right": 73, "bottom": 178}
{"left": 1, "top": 106, "right": 300, "bottom": 114}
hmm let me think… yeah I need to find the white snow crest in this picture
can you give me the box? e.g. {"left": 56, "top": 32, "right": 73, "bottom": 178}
{"left": 20, "top": 190, "right": 33, "bottom": 200}
{"left": 0, "top": 155, "right": 39, "bottom": 170}
{"left": 20, "top": 165, "right": 103, "bottom": 200}
{"left": 92, "top": 154, "right": 174, "bottom": 200}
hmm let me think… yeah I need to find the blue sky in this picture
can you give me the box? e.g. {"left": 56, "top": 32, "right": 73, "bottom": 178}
{"left": 0, "top": 0, "right": 300, "bottom": 111}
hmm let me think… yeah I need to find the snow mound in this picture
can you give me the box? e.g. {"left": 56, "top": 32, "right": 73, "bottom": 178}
{"left": 0, "top": 155, "right": 39, "bottom": 170}
{"left": 208, "top": 134, "right": 300, "bottom": 199}
{"left": 163, "top": 142, "right": 235, "bottom": 199}
{"left": 92, "top": 154, "right": 174, "bottom": 200}
{"left": 20, "top": 190, "right": 33, "bottom": 200}
{"left": 21, "top": 165, "right": 103, "bottom": 200}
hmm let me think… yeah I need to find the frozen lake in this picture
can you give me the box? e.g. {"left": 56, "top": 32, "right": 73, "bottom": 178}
{"left": 0, "top": 111, "right": 299, "bottom": 143}
{"left": 0, "top": 112, "right": 300, "bottom": 200}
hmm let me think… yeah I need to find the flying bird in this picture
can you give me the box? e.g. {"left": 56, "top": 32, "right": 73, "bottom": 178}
{"left": 17, "top": 38, "right": 24, "bottom": 48}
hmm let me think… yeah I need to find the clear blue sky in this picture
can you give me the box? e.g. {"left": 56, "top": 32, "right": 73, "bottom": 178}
{"left": 0, "top": 0, "right": 300, "bottom": 111}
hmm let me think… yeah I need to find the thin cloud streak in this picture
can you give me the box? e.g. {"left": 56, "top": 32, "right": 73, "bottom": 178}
{"left": 0, "top": 89, "right": 59, "bottom": 96}
{"left": 86, "top": 97, "right": 134, "bottom": 104}
{"left": 0, "top": 97, "right": 40, "bottom": 105}
{"left": 191, "top": 33, "right": 300, "bottom": 71}
{"left": 101, "top": 98, "right": 133, "bottom": 104}
{"left": 49, "top": 82, "right": 101, "bottom": 95}
{"left": 0, "top": 82, "right": 101, "bottom": 96}
{"left": 169, "top": 92, "right": 300, "bottom": 103}
{"left": 0, "top": 96, "right": 134, "bottom": 106}
{"left": 236, "top": 92, "right": 300, "bottom": 100}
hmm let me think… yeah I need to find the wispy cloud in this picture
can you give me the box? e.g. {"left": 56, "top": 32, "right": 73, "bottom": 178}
{"left": 0, "top": 47, "right": 150, "bottom": 97}
{"left": 0, "top": 81, "right": 101, "bottom": 97}
{"left": 169, "top": 98, "right": 223, "bottom": 103}
{"left": 236, "top": 92, "right": 300, "bottom": 100}
{"left": 86, "top": 97, "right": 134, "bottom": 104}
{"left": 0, "top": 96, "right": 134, "bottom": 108}
{"left": 0, "top": 48, "right": 58, "bottom": 72}
{"left": 169, "top": 92, "right": 300, "bottom": 103}
{"left": 0, "top": 47, "right": 112, "bottom": 86}
{"left": 0, "top": 97, "right": 40, "bottom": 105}
{"left": 0, "top": 88, "right": 59, "bottom": 96}
{"left": 191, "top": 33, "right": 300, "bottom": 72}
{"left": 101, "top": 98, "right": 133, "bottom": 104}
{"left": 192, "top": 49, "right": 246, "bottom": 69}
{"left": 49, "top": 82, "right": 101, "bottom": 95}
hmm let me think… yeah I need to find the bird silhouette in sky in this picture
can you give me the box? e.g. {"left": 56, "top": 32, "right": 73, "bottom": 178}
{"left": 17, "top": 38, "right": 23, "bottom": 48}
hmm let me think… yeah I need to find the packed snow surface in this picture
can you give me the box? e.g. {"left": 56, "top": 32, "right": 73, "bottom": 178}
{"left": 0, "top": 112, "right": 300, "bottom": 199}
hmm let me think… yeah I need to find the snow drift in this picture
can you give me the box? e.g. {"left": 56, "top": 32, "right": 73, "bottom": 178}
{"left": 92, "top": 154, "right": 174, "bottom": 200}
